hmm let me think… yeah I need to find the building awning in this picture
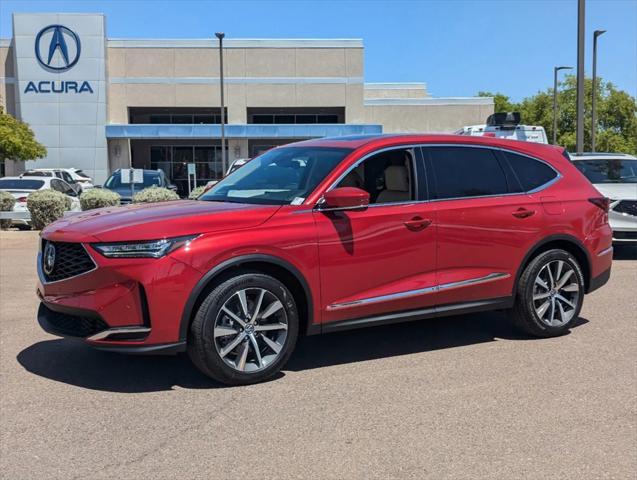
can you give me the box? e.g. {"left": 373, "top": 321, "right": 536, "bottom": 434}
{"left": 105, "top": 123, "right": 383, "bottom": 140}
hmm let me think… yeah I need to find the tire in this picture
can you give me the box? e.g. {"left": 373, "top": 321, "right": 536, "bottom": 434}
{"left": 188, "top": 272, "right": 299, "bottom": 385}
{"left": 511, "top": 249, "right": 585, "bottom": 337}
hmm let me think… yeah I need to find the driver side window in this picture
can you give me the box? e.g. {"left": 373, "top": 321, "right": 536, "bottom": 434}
{"left": 337, "top": 148, "right": 416, "bottom": 204}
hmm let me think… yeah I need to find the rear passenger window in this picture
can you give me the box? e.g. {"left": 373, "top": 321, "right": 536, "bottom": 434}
{"left": 504, "top": 152, "right": 557, "bottom": 192}
{"left": 428, "top": 147, "right": 508, "bottom": 199}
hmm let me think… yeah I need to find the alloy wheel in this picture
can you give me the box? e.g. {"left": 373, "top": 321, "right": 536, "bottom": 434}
{"left": 213, "top": 288, "right": 288, "bottom": 373}
{"left": 532, "top": 260, "right": 580, "bottom": 327}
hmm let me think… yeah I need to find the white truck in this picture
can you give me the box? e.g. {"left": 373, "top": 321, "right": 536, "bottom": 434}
{"left": 457, "top": 112, "right": 548, "bottom": 144}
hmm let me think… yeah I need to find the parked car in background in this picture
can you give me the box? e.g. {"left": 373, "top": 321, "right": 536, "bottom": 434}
{"left": 0, "top": 176, "right": 81, "bottom": 228}
{"left": 457, "top": 112, "right": 548, "bottom": 144}
{"left": 103, "top": 169, "right": 175, "bottom": 203}
{"left": 20, "top": 168, "right": 87, "bottom": 194}
{"left": 570, "top": 152, "right": 637, "bottom": 244}
{"left": 35, "top": 134, "right": 612, "bottom": 385}
{"left": 68, "top": 168, "right": 95, "bottom": 190}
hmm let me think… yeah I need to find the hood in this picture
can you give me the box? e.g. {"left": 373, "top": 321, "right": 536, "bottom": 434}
{"left": 592, "top": 183, "right": 637, "bottom": 201}
{"left": 42, "top": 200, "right": 280, "bottom": 243}
{"left": 105, "top": 185, "right": 147, "bottom": 200}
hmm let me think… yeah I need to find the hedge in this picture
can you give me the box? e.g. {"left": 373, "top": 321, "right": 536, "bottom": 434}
{"left": 80, "top": 188, "right": 121, "bottom": 210}
{"left": 188, "top": 185, "right": 207, "bottom": 199}
{"left": 26, "top": 189, "right": 71, "bottom": 230}
{"left": 132, "top": 186, "right": 180, "bottom": 203}
{"left": 0, "top": 190, "right": 16, "bottom": 230}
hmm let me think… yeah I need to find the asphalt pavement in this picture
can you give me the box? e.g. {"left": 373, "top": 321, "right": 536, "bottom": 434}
{"left": 1, "top": 231, "right": 635, "bottom": 479}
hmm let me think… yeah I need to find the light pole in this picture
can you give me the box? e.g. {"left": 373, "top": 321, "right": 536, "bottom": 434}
{"left": 575, "top": 0, "right": 585, "bottom": 154}
{"left": 553, "top": 66, "right": 573, "bottom": 145}
{"left": 215, "top": 32, "right": 227, "bottom": 177}
{"left": 591, "top": 29, "right": 606, "bottom": 152}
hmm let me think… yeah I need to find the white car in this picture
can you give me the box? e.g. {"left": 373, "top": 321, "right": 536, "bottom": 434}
{"left": 571, "top": 153, "right": 637, "bottom": 244}
{"left": 0, "top": 176, "right": 81, "bottom": 228}
{"left": 457, "top": 112, "right": 548, "bottom": 144}
{"left": 21, "top": 168, "right": 94, "bottom": 193}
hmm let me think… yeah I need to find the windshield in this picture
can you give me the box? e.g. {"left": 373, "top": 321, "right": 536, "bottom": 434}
{"left": 0, "top": 179, "right": 45, "bottom": 190}
{"left": 574, "top": 159, "right": 637, "bottom": 184}
{"left": 200, "top": 147, "right": 352, "bottom": 205}
{"left": 105, "top": 171, "right": 163, "bottom": 189}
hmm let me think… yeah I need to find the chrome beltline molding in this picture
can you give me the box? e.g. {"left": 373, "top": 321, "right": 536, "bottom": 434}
{"left": 327, "top": 272, "right": 511, "bottom": 311}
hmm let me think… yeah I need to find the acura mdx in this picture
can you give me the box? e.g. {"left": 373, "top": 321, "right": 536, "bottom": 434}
{"left": 36, "top": 135, "right": 613, "bottom": 385}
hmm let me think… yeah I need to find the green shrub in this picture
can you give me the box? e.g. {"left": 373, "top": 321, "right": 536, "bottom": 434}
{"left": 188, "top": 185, "right": 207, "bottom": 199}
{"left": 0, "top": 190, "right": 16, "bottom": 230}
{"left": 132, "top": 186, "right": 180, "bottom": 204}
{"left": 26, "top": 189, "right": 71, "bottom": 230}
{"left": 80, "top": 188, "right": 120, "bottom": 210}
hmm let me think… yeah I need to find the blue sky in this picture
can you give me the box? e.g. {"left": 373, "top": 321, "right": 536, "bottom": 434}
{"left": 1, "top": 0, "right": 635, "bottom": 101}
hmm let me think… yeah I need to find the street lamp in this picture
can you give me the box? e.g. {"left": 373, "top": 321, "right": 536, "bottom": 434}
{"left": 575, "top": 0, "right": 585, "bottom": 154}
{"left": 553, "top": 66, "right": 573, "bottom": 145}
{"left": 591, "top": 29, "right": 606, "bottom": 152}
{"left": 215, "top": 32, "right": 227, "bottom": 177}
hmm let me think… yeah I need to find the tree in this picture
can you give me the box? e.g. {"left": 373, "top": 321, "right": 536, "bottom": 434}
{"left": 477, "top": 91, "right": 516, "bottom": 114}
{"left": 477, "top": 76, "right": 637, "bottom": 154}
{"left": 0, "top": 105, "right": 47, "bottom": 167}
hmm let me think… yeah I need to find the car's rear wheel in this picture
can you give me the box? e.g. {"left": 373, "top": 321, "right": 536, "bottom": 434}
{"left": 512, "top": 249, "right": 584, "bottom": 337}
{"left": 188, "top": 273, "right": 299, "bottom": 385}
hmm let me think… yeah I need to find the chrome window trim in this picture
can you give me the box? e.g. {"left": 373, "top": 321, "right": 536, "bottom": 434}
{"left": 316, "top": 143, "right": 562, "bottom": 209}
{"left": 327, "top": 272, "right": 510, "bottom": 311}
{"left": 37, "top": 242, "right": 98, "bottom": 285}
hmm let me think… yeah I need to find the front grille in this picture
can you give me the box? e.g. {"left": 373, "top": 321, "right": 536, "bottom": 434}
{"left": 613, "top": 200, "right": 637, "bottom": 217}
{"left": 42, "top": 241, "right": 96, "bottom": 282}
{"left": 614, "top": 231, "right": 637, "bottom": 240}
{"left": 40, "top": 304, "right": 108, "bottom": 337}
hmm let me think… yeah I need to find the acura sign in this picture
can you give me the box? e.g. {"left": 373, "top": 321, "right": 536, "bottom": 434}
{"left": 25, "top": 24, "right": 93, "bottom": 94}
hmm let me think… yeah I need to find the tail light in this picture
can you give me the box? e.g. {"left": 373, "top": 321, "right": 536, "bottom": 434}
{"left": 17, "top": 196, "right": 27, "bottom": 203}
{"left": 588, "top": 197, "right": 610, "bottom": 212}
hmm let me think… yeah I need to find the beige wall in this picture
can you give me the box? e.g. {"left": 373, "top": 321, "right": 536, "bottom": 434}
{"left": 365, "top": 102, "right": 494, "bottom": 133}
{"left": 364, "top": 84, "right": 429, "bottom": 100}
{"left": 0, "top": 46, "right": 16, "bottom": 115}
{"left": 106, "top": 45, "right": 364, "bottom": 124}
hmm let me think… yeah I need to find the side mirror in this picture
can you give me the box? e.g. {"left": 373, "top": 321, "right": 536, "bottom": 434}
{"left": 319, "top": 187, "right": 369, "bottom": 211}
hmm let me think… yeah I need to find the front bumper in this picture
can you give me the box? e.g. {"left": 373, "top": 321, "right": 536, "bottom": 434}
{"left": 36, "top": 242, "right": 201, "bottom": 353}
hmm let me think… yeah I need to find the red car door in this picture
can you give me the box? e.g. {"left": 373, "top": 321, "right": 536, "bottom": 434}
{"left": 423, "top": 145, "right": 547, "bottom": 306}
{"left": 314, "top": 146, "right": 438, "bottom": 325}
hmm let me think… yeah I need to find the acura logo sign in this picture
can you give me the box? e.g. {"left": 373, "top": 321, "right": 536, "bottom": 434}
{"left": 35, "top": 25, "right": 81, "bottom": 71}
{"left": 43, "top": 242, "right": 56, "bottom": 275}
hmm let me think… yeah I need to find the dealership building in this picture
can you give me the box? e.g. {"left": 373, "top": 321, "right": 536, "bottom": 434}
{"left": 0, "top": 13, "right": 493, "bottom": 193}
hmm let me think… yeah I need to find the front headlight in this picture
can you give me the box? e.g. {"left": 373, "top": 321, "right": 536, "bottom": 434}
{"left": 92, "top": 235, "right": 199, "bottom": 258}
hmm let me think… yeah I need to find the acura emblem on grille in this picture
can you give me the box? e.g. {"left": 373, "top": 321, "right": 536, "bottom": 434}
{"left": 43, "top": 242, "right": 56, "bottom": 275}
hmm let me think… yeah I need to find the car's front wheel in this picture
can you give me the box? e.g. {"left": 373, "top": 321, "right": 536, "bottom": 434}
{"left": 188, "top": 273, "right": 299, "bottom": 385}
{"left": 512, "top": 249, "right": 585, "bottom": 337}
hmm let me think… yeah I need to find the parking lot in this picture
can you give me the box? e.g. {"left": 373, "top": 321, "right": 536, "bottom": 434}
{"left": 1, "top": 230, "right": 635, "bottom": 479}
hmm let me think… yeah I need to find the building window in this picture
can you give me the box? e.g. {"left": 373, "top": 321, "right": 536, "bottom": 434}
{"left": 247, "top": 107, "right": 345, "bottom": 124}
{"left": 130, "top": 107, "right": 227, "bottom": 124}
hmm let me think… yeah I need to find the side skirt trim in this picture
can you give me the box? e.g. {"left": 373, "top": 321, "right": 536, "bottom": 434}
{"left": 327, "top": 272, "right": 510, "bottom": 311}
{"left": 322, "top": 296, "right": 514, "bottom": 333}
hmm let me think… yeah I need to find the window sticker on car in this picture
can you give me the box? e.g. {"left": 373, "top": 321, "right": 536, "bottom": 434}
{"left": 291, "top": 197, "right": 305, "bottom": 205}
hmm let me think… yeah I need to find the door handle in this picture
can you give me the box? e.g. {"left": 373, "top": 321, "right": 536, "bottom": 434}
{"left": 512, "top": 208, "right": 536, "bottom": 219}
{"left": 404, "top": 217, "right": 432, "bottom": 231}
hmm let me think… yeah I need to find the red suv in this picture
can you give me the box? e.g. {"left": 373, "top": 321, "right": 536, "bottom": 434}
{"left": 37, "top": 135, "right": 612, "bottom": 385}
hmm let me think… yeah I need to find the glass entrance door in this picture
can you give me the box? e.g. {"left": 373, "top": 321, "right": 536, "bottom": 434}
{"left": 150, "top": 145, "right": 227, "bottom": 197}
